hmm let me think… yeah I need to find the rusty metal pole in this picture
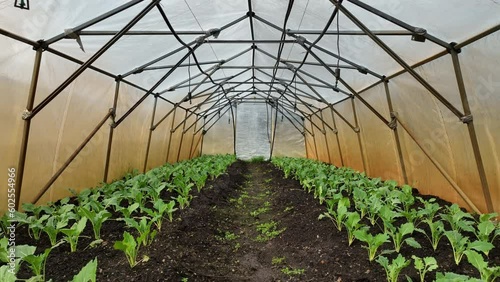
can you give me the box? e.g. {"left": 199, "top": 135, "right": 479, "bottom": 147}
{"left": 15, "top": 48, "right": 43, "bottom": 210}
{"left": 103, "top": 79, "right": 120, "bottom": 182}
{"left": 384, "top": 81, "right": 409, "bottom": 184}
{"left": 450, "top": 48, "right": 494, "bottom": 213}
{"left": 351, "top": 98, "right": 368, "bottom": 173}
{"left": 143, "top": 96, "right": 158, "bottom": 172}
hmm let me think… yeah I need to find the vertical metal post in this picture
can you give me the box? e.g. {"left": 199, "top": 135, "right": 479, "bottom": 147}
{"left": 15, "top": 48, "right": 43, "bottom": 210}
{"left": 187, "top": 119, "right": 198, "bottom": 160}
{"left": 320, "top": 110, "right": 332, "bottom": 164}
{"left": 309, "top": 120, "right": 319, "bottom": 160}
{"left": 176, "top": 109, "right": 188, "bottom": 162}
{"left": 269, "top": 102, "right": 279, "bottom": 159}
{"left": 351, "top": 98, "right": 368, "bottom": 173}
{"left": 231, "top": 103, "right": 237, "bottom": 155}
{"left": 165, "top": 107, "right": 177, "bottom": 163}
{"left": 200, "top": 118, "right": 206, "bottom": 157}
{"left": 103, "top": 79, "right": 120, "bottom": 182}
{"left": 384, "top": 81, "right": 408, "bottom": 184}
{"left": 450, "top": 49, "right": 494, "bottom": 213}
{"left": 143, "top": 96, "right": 158, "bottom": 173}
{"left": 330, "top": 108, "right": 345, "bottom": 166}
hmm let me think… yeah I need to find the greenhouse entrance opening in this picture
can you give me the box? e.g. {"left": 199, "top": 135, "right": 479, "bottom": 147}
{"left": 235, "top": 103, "right": 272, "bottom": 160}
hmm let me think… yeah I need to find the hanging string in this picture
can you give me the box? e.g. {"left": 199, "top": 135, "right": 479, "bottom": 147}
{"left": 294, "top": 77, "right": 297, "bottom": 112}
{"left": 188, "top": 54, "right": 192, "bottom": 104}
{"left": 335, "top": 11, "right": 341, "bottom": 88}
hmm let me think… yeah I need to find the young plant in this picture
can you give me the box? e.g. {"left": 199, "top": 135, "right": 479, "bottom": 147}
{"left": 353, "top": 187, "right": 368, "bottom": 219}
{"left": 443, "top": 231, "right": 493, "bottom": 265}
{"left": 444, "top": 230, "right": 469, "bottom": 265}
{"left": 353, "top": 229, "right": 390, "bottom": 261}
{"left": 174, "top": 195, "right": 191, "bottom": 210}
{"left": 376, "top": 254, "right": 410, "bottom": 282}
{"left": 117, "top": 203, "right": 140, "bottom": 219}
{"left": 379, "top": 205, "right": 401, "bottom": 233}
{"left": 22, "top": 214, "right": 50, "bottom": 240}
{"left": 0, "top": 237, "right": 36, "bottom": 274}
{"left": 318, "top": 197, "right": 350, "bottom": 231}
{"left": 71, "top": 257, "right": 98, "bottom": 282}
{"left": 78, "top": 206, "right": 112, "bottom": 240}
{"left": 343, "top": 211, "right": 367, "bottom": 246}
{"left": 386, "top": 222, "right": 421, "bottom": 253}
{"left": 61, "top": 217, "right": 88, "bottom": 252}
{"left": 440, "top": 204, "right": 475, "bottom": 233}
{"left": 42, "top": 215, "right": 71, "bottom": 246}
{"left": 123, "top": 217, "right": 157, "bottom": 246}
{"left": 412, "top": 255, "right": 438, "bottom": 282}
{"left": 22, "top": 242, "right": 62, "bottom": 281}
{"left": 417, "top": 219, "right": 446, "bottom": 251}
{"left": 114, "top": 231, "right": 141, "bottom": 268}
{"left": 163, "top": 200, "right": 178, "bottom": 223}
{"left": 464, "top": 250, "right": 500, "bottom": 281}
{"left": 417, "top": 197, "right": 441, "bottom": 222}
{"left": 474, "top": 213, "right": 500, "bottom": 244}
{"left": 366, "top": 197, "right": 383, "bottom": 226}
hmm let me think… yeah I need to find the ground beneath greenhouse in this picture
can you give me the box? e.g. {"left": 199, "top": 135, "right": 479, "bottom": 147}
{"left": 16, "top": 160, "right": 499, "bottom": 281}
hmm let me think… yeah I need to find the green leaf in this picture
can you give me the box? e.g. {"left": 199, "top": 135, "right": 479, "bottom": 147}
{"left": 464, "top": 250, "right": 487, "bottom": 272}
{"left": 405, "top": 237, "right": 421, "bottom": 249}
{"left": 71, "top": 257, "right": 97, "bottom": 282}
{"left": 400, "top": 223, "right": 414, "bottom": 236}
{"left": 0, "top": 266, "right": 17, "bottom": 282}
{"left": 468, "top": 240, "right": 494, "bottom": 253}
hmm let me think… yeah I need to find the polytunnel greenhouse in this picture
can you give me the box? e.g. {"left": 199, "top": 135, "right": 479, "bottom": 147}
{"left": 1, "top": 0, "right": 499, "bottom": 281}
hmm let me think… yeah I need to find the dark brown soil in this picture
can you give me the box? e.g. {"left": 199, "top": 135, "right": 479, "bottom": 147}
{"left": 12, "top": 160, "right": 500, "bottom": 281}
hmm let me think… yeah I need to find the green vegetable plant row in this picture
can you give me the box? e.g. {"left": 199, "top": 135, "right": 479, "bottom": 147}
{"left": 272, "top": 157, "right": 499, "bottom": 281}
{"left": 0, "top": 154, "right": 236, "bottom": 279}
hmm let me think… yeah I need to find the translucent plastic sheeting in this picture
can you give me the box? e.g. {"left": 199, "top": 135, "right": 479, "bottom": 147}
{"left": 354, "top": 87, "right": 402, "bottom": 182}
{"left": 321, "top": 109, "right": 344, "bottom": 167}
{"left": 235, "top": 103, "right": 271, "bottom": 160}
{"left": 202, "top": 109, "right": 234, "bottom": 155}
{"left": 460, "top": 32, "right": 500, "bottom": 213}
{"left": 2, "top": 1, "right": 498, "bottom": 106}
{"left": 272, "top": 110, "right": 306, "bottom": 158}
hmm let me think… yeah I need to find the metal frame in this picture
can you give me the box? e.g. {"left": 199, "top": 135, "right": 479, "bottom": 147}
{"left": 1, "top": 0, "right": 497, "bottom": 212}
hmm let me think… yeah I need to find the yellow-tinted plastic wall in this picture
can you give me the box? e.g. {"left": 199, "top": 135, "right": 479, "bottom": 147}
{"left": 0, "top": 48, "right": 199, "bottom": 213}
{"left": 308, "top": 33, "right": 500, "bottom": 213}
{"left": 273, "top": 111, "right": 306, "bottom": 158}
{"left": 202, "top": 110, "right": 234, "bottom": 155}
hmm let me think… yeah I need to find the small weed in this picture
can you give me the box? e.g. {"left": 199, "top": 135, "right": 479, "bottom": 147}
{"left": 263, "top": 201, "right": 271, "bottom": 207}
{"left": 229, "top": 191, "right": 249, "bottom": 206}
{"left": 216, "top": 230, "right": 239, "bottom": 241}
{"left": 234, "top": 242, "right": 241, "bottom": 251}
{"left": 264, "top": 178, "right": 273, "bottom": 183}
{"left": 249, "top": 156, "right": 266, "bottom": 162}
{"left": 284, "top": 206, "right": 294, "bottom": 212}
{"left": 250, "top": 207, "right": 270, "bottom": 217}
{"left": 181, "top": 278, "right": 188, "bottom": 282}
{"left": 272, "top": 256, "right": 286, "bottom": 265}
{"left": 255, "top": 221, "right": 286, "bottom": 242}
{"left": 281, "top": 267, "right": 305, "bottom": 276}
